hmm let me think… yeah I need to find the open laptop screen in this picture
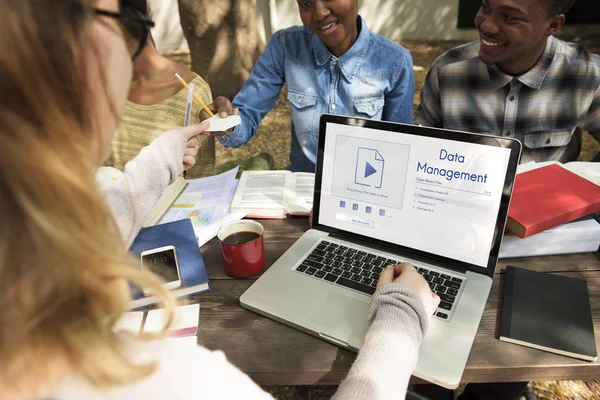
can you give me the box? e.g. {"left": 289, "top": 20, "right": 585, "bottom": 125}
{"left": 316, "top": 117, "right": 518, "bottom": 270}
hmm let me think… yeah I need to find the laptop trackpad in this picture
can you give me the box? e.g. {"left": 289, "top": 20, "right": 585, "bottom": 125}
{"left": 310, "top": 292, "right": 369, "bottom": 343}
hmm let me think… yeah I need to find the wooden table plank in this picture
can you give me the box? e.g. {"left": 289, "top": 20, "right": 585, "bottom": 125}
{"left": 463, "top": 270, "right": 600, "bottom": 383}
{"left": 200, "top": 219, "right": 600, "bottom": 281}
{"left": 195, "top": 219, "right": 600, "bottom": 385}
{"left": 193, "top": 280, "right": 355, "bottom": 385}
{"left": 195, "top": 271, "right": 600, "bottom": 385}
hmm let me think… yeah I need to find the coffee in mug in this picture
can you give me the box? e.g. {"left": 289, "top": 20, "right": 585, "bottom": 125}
{"left": 217, "top": 220, "right": 265, "bottom": 278}
{"left": 223, "top": 231, "right": 261, "bottom": 245}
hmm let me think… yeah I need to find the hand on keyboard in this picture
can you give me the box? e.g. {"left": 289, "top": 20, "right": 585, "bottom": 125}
{"left": 377, "top": 263, "right": 441, "bottom": 317}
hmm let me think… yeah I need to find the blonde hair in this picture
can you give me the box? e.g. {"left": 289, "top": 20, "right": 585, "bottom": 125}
{"left": 0, "top": 0, "right": 173, "bottom": 394}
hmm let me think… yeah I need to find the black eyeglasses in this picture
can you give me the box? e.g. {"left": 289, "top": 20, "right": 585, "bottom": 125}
{"left": 93, "top": 8, "right": 155, "bottom": 61}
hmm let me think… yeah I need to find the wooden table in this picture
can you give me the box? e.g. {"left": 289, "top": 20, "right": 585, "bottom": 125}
{"left": 194, "top": 219, "right": 600, "bottom": 386}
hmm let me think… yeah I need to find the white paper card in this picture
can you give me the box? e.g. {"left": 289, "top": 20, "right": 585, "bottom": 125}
{"left": 166, "top": 335, "right": 199, "bottom": 348}
{"left": 143, "top": 304, "right": 200, "bottom": 336}
{"left": 205, "top": 114, "right": 241, "bottom": 132}
{"left": 114, "top": 311, "right": 144, "bottom": 333}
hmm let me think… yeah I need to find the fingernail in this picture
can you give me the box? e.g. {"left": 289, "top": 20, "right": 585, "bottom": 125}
{"left": 385, "top": 265, "right": 392, "bottom": 270}
{"left": 220, "top": 112, "right": 227, "bottom": 118}
{"left": 201, "top": 120, "right": 210, "bottom": 126}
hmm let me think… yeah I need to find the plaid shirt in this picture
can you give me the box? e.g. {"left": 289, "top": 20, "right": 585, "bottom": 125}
{"left": 415, "top": 36, "right": 600, "bottom": 163}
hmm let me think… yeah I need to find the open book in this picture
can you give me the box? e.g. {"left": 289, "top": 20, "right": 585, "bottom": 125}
{"left": 229, "top": 171, "right": 314, "bottom": 219}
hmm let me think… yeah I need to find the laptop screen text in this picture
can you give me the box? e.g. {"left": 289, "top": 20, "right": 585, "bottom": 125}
{"left": 318, "top": 122, "right": 512, "bottom": 268}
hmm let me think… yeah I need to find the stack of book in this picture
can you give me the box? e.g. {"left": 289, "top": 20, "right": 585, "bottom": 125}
{"left": 499, "top": 162, "right": 600, "bottom": 258}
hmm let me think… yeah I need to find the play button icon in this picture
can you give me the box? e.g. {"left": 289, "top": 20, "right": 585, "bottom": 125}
{"left": 364, "top": 161, "right": 377, "bottom": 178}
{"left": 355, "top": 148, "right": 384, "bottom": 188}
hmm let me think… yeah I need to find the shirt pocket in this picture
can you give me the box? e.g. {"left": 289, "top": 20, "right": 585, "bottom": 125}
{"left": 523, "top": 129, "right": 573, "bottom": 149}
{"left": 287, "top": 89, "right": 318, "bottom": 135}
{"left": 353, "top": 96, "right": 385, "bottom": 118}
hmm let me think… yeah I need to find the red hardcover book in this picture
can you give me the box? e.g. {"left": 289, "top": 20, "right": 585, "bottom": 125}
{"left": 506, "top": 164, "right": 600, "bottom": 238}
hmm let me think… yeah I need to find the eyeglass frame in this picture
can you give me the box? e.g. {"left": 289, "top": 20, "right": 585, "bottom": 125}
{"left": 93, "top": 8, "right": 155, "bottom": 61}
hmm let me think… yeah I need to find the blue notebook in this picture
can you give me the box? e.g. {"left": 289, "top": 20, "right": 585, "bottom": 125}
{"left": 129, "top": 219, "right": 210, "bottom": 309}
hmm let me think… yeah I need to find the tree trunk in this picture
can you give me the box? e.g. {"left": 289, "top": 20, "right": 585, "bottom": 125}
{"left": 177, "top": 0, "right": 263, "bottom": 100}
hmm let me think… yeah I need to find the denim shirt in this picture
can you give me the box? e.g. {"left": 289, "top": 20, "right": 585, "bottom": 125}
{"left": 218, "top": 17, "right": 415, "bottom": 172}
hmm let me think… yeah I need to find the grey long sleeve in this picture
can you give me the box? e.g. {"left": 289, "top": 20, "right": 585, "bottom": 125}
{"left": 102, "top": 130, "right": 186, "bottom": 247}
{"left": 333, "top": 284, "right": 430, "bottom": 400}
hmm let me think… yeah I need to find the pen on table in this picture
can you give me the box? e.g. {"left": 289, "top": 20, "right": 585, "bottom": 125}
{"left": 182, "top": 82, "right": 195, "bottom": 179}
{"left": 184, "top": 82, "right": 194, "bottom": 127}
{"left": 175, "top": 73, "right": 214, "bottom": 117}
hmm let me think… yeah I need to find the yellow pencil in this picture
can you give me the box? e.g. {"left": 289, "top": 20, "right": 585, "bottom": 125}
{"left": 175, "top": 73, "right": 214, "bottom": 117}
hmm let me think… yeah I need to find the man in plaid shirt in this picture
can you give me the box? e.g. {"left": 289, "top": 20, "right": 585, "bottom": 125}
{"left": 416, "top": 0, "right": 600, "bottom": 163}
{"left": 416, "top": 1, "right": 598, "bottom": 399}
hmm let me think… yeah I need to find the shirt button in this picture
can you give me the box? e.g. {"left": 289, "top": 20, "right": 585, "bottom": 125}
{"left": 369, "top": 104, "right": 374, "bottom": 111}
{"left": 545, "top": 138, "right": 551, "bottom": 144}
{"left": 331, "top": 104, "right": 336, "bottom": 110}
{"left": 509, "top": 96, "right": 515, "bottom": 101}
{"left": 331, "top": 60, "right": 338, "bottom": 66}
{"left": 297, "top": 97, "right": 303, "bottom": 104}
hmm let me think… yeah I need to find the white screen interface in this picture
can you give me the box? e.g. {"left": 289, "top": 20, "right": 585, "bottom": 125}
{"left": 318, "top": 122, "right": 512, "bottom": 268}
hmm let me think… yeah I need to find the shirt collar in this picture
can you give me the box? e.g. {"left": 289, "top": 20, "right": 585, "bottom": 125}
{"left": 312, "top": 16, "right": 371, "bottom": 82}
{"left": 486, "top": 36, "right": 556, "bottom": 91}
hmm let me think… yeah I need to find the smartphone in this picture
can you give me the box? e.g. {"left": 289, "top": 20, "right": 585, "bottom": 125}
{"left": 140, "top": 245, "right": 182, "bottom": 295}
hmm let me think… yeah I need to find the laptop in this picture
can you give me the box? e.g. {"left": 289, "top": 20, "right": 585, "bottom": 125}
{"left": 240, "top": 114, "right": 521, "bottom": 389}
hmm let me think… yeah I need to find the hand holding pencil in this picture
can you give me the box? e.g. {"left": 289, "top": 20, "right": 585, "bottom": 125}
{"left": 199, "top": 96, "right": 240, "bottom": 137}
{"left": 175, "top": 74, "right": 239, "bottom": 137}
{"left": 175, "top": 73, "right": 214, "bottom": 117}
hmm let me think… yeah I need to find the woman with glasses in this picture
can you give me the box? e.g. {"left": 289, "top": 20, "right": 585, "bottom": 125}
{"left": 103, "top": 0, "right": 216, "bottom": 179}
{"left": 0, "top": 1, "right": 438, "bottom": 398}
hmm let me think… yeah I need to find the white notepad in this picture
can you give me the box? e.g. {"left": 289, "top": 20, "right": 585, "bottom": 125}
{"left": 115, "top": 304, "right": 200, "bottom": 338}
{"left": 114, "top": 311, "right": 144, "bottom": 333}
{"left": 144, "top": 303, "right": 200, "bottom": 337}
{"left": 205, "top": 114, "right": 241, "bottom": 132}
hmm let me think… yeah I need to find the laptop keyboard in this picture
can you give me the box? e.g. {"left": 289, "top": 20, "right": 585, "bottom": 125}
{"left": 295, "top": 240, "right": 464, "bottom": 321}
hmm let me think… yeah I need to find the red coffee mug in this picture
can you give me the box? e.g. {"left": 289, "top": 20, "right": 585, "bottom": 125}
{"left": 217, "top": 220, "right": 265, "bottom": 278}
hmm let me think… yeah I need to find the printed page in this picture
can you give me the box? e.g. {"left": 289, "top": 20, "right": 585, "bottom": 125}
{"left": 231, "top": 171, "right": 289, "bottom": 211}
{"left": 195, "top": 179, "right": 246, "bottom": 247}
{"left": 285, "top": 172, "right": 315, "bottom": 214}
{"left": 160, "top": 167, "right": 238, "bottom": 227}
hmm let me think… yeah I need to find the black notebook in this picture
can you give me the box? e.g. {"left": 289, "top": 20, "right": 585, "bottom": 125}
{"left": 500, "top": 265, "right": 597, "bottom": 361}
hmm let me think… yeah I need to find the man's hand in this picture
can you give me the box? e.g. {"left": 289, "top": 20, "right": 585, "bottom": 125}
{"left": 181, "top": 121, "right": 210, "bottom": 170}
{"left": 377, "top": 262, "right": 440, "bottom": 316}
{"left": 199, "top": 96, "right": 239, "bottom": 137}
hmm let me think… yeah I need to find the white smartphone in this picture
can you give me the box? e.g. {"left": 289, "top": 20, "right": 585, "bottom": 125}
{"left": 140, "top": 245, "right": 182, "bottom": 295}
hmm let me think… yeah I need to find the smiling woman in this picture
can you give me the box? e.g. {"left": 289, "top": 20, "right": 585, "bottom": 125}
{"left": 206, "top": 0, "right": 416, "bottom": 173}
{"left": 297, "top": 0, "right": 359, "bottom": 57}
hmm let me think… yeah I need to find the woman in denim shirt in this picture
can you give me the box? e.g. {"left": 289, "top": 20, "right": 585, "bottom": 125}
{"left": 208, "top": 0, "right": 415, "bottom": 172}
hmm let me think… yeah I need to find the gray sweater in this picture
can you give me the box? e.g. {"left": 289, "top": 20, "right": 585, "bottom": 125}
{"left": 102, "top": 129, "right": 186, "bottom": 247}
